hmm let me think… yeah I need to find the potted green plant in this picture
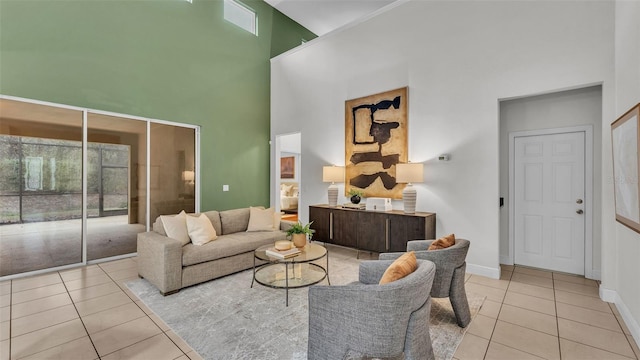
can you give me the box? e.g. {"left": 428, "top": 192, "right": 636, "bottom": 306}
{"left": 347, "top": 188, "right": 363, "bottom": 204}
{"left": 286, "top": 221, "right": 315, "bottom": 248}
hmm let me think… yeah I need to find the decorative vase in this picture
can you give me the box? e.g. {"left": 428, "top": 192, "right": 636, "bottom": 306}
{"left": 350, "top": 195, "right": 361, "bottom": 204}
{"left": 292, "top": 233, "right": 307, "bottom": 248}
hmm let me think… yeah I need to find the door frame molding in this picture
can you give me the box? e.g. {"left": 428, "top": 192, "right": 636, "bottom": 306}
{"left": 509, "top": 125, "right": 594, "bottom": 278}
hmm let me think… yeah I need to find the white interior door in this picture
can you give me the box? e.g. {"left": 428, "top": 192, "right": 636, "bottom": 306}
{"left": 514, "top": 131, "right": 585, "bottom": 275}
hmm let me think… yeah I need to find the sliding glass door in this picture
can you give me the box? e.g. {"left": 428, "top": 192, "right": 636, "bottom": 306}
{"left": 86, "top": 113, "right": 147, "bottom": 261}
{"left": 0, "top": 99, "right": 84, "bottom": 276}
{"left": 0, "top": 97, "right": 198, "bottom": 277}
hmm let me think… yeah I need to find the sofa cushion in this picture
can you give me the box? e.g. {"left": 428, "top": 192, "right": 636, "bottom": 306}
{"left": 247, "top": 206, "right": 277, "bottom": 231}
{"left": 187, "top": 213, "right": 218, "bottom": 246}
{"left": 219, "top": 208, "right": 250, "bottom": 235}
{"left": 203, "top": 211, "right": 222, "bottom": 236}
{"left": 160, "top": 211, "right": 191, "bottom": 246}
{"left": 182, "top": 231, "right": 284, "bottom": 266}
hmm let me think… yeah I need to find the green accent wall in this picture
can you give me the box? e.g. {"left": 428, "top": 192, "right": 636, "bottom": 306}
{"left": 0, "top": 0, "right": 316, "bottom": 211}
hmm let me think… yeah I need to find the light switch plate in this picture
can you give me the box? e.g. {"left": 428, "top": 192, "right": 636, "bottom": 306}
{"left": 223, "top": 185, "right": 229, "bottom": 191}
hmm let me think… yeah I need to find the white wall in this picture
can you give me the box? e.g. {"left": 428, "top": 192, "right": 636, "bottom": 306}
{"left": 499, "top": 86, "right": 603, "bottom": 277}
{"left": 600, "top": 0, "right": 640, "bottom": 346}
{"left": 271, "top": 0, "right": 615, "bottom": 279}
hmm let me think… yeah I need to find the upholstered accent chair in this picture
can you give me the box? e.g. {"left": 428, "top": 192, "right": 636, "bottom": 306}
{"left": 380, "top": 239, "right": 471, "bottom": 327}
{"left": 307, "top": 259, "right": 437, "bottom": 360}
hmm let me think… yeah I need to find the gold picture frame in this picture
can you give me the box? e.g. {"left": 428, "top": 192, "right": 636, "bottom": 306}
{"left": 345, "top": 87, "right": 408, "bottom": 199}
{"left": 611, "top": 102, "right": 640, "bottom": 233}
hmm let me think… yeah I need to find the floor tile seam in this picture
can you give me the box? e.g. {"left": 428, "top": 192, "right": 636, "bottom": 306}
{"left": 11, "top": 330, "right": 89, "bottom": 360}
{"left": 10, "top": 297, "right": 73, "bottom": 321}
{"left": 554, "top": 297, "right": 614, "bottom": 314}
{"left": 10, "top": 316, "right": 85, "bottom": 342}
{"left": 559, "top": 338, "right": 638, "bottom": 360}
{"left": 557, "top": 333, "right": 636, "bottom": 358}
{"left": 553, "top": 279, "right": 599, "bottom": 290}
{"left": 96, "top": 325, "right": 167, "bottom": 358}
{"left": 63, "top": 276, "right": 114, "bottom": 290}
{"left": 10, "top": 306, "right": 81, "bottom": 338}
{"left": 162, "top": 330, "right": 192, "bottom": 358}
{"left": 99, "top": 264, "right": 139, "bottom": 274}
{"left": 552, "top": 288, "right": 600, "bottom": 299}
{"left": 82, "top": 311, "right": 148, "bottom": 336}
{"left": 552, "top": 280, "right": 561, "bottom": 359}
{"left": 59, "top": 272, "right": 101, "bottom": 360}
{"left": 466, "top": 279, "right": 509, "bottom": 291}
{"left": 487, "top": 338, "right": 552, "bottom": 359}
{"left": 495, "top": 315, "right": 559, "bottom": 337}
{"left": 555, "top": 311, "right": 626, "bottom": 333}
{"left": 69, "top": 288, "right": 124, "bottom": 304}
{"left": 165, "top": 329, "right": 197, "bottom": 354}
{"left": 506, "top": 288, "right": 555, "bottom": 301}
{"left": 11, "top": 280, "right": 64, "bottom": 294}
{"left": 508, "top": 279, "right": 554, "bottom": 290}
{"left": 483, "top": 295, "right": 507, "bottom": 359}
{"left": 10, "top": 289, "right": 69, "bottom": 306}
{"left": 511, "top": 271, "right": 554, "bottom": 280}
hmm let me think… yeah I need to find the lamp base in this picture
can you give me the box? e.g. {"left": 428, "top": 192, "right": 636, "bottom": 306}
{"left": 328, "top": 184, "right": 338, "bottom": 207}
{"left": 402, "top": 186, "right": 417, "bottom": 214}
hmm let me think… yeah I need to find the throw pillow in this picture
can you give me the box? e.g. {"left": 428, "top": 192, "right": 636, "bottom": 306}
{"left": 160, "top": 210, "right": 191, "bottom": 246}
{"left": 186, "top": 213, "right": 218, "bottom": 246}
{"left": 273, "top": 211, "right": 283, "bottom": 231}
{"left": 379, "top": 251, "right": 418, "bottom": 285}
{"left": 428, "top": 233, "right": 456, "bottom": 250}
{"left": 247, "top": 206, "right": 276, "bottom": 231}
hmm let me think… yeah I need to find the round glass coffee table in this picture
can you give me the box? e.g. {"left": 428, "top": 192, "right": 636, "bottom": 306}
{"left": 252, "top": 242, "right": 330, "bottom": 306}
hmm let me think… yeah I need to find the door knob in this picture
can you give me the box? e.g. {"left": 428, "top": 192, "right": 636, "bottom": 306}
{"left": 576, "top": 199, "right": 583, "bottom": 204}
{"left": 576, "top": 209, "right": 583, "bottom": 214}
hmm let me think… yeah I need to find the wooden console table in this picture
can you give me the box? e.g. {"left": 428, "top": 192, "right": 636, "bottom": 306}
{"left": 309, "top": 204, "right": 436, "bottom": 253}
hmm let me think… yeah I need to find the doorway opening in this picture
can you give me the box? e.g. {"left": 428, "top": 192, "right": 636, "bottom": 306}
{"left": 499, "top": 85, "right": 602, "bottom": 278}
{"left": 275, "top": 132, "right": 301, "bottom": 223}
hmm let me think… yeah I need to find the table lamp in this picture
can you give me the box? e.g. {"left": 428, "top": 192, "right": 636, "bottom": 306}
{"left": 396, "top": 162, "right": 424, "bottom": 214}
{"left": 322, "top": 165, "right": 344, "bottom": 207}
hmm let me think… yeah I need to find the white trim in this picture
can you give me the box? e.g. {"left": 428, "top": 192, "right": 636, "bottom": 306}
{"left": 195, "top": 126, "right": 201, "bottom": 213}
{"left": 0, "top": 94, "right": 198, "bottom": 130}
{"left": 599, "top": 286, "right": 640, "bottom": 347}
{"left": 87, "top": 252, "right": 137, "bottom": 265}
{"left": 500, "top": 255, "right": 513, "bottom": 265}
{"left": 591, "top": 269, "right": 601, "bottom": 281}
{"left": 467, "top": 263, "right": 500, "bottom": 280}
{"left": 508, "top": 125, "right": 593, "bottom": 277}
{"left": 146, "top": 121, "right": 151, "bottom": 231}
{"left": 82, "top": 110, "right": 88, "bottom": 265}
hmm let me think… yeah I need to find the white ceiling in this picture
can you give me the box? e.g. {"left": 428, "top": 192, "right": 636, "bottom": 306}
{"left": 265, "top": 0, "right": 397, "bottom": 36}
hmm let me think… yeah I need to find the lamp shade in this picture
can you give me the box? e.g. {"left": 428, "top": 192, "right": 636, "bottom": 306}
{"left": 322, "top": 166, "right": 344, "bottom": 183}
{"left": 396, "top": 163, "right": 424, "bottom": 184}
{"left": 183, "top": 170, "right": 195, "bottom": 182}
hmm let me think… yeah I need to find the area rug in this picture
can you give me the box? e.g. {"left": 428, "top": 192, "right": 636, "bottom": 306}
{"left": 127, "top": 255, "right": 484, "bottom": 360}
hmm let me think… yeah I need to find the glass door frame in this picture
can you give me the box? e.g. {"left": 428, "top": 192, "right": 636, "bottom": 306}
{"left": 0, "top": 94, "right": 200, "bottom": 280}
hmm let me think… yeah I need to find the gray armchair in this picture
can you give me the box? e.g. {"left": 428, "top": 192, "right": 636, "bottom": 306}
{"left": 379, "top": 239, "right": 471, "bottom": 327}
{"left": 307, "top": 259, "right": 436, "bottom": 360}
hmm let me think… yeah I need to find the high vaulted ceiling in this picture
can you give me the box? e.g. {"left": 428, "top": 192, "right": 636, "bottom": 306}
{"left": 265, "top": 0, "right": 397, "bottom": 36}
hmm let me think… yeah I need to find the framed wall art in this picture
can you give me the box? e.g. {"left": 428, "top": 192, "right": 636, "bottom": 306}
{"left": 345, "top": 87, "right": 408, "bottom": 199}
{"left": 280, "top": 156, "right": 295, "bottom": 179}
{"left": 611, "top": 102, "right": 640, "bottom": 233}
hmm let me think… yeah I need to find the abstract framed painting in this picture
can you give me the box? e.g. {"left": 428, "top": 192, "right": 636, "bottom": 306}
{"left": 611, "top": 102, "right": 640, "bottom": 233}
{"left": 345, "top": 87, "right": 408, "bottom": 199}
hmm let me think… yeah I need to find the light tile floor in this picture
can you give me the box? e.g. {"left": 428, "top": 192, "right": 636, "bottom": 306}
{"left": 1, "top": 257, "right": 639, "bottom": 359}
{"left": 454, "top": 265, "right": 640, "bottom": 360}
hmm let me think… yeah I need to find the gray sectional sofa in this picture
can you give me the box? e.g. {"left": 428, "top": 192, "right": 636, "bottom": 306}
{"left": 137, "top": 207, "right": 292, "bottom": 295}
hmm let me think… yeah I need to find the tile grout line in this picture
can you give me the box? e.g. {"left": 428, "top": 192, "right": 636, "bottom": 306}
{"left": 552, "top": 271, "right": 562, "bottom": 360}
{"left": 609, "top": 302, "right": 640, "bottom": 360}
{"left": 57, "top": 270, "right": 102, "bottom": 360}
{"left": 99, "top": 262, "right": 194, "bottom": 359}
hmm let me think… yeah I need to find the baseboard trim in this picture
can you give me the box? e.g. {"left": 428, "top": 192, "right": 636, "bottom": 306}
{"left": 599, "top": 285, "right": 640, "bottom": 348}
{"left": 467, "top": 263, "right": 500, "bottom": 280}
